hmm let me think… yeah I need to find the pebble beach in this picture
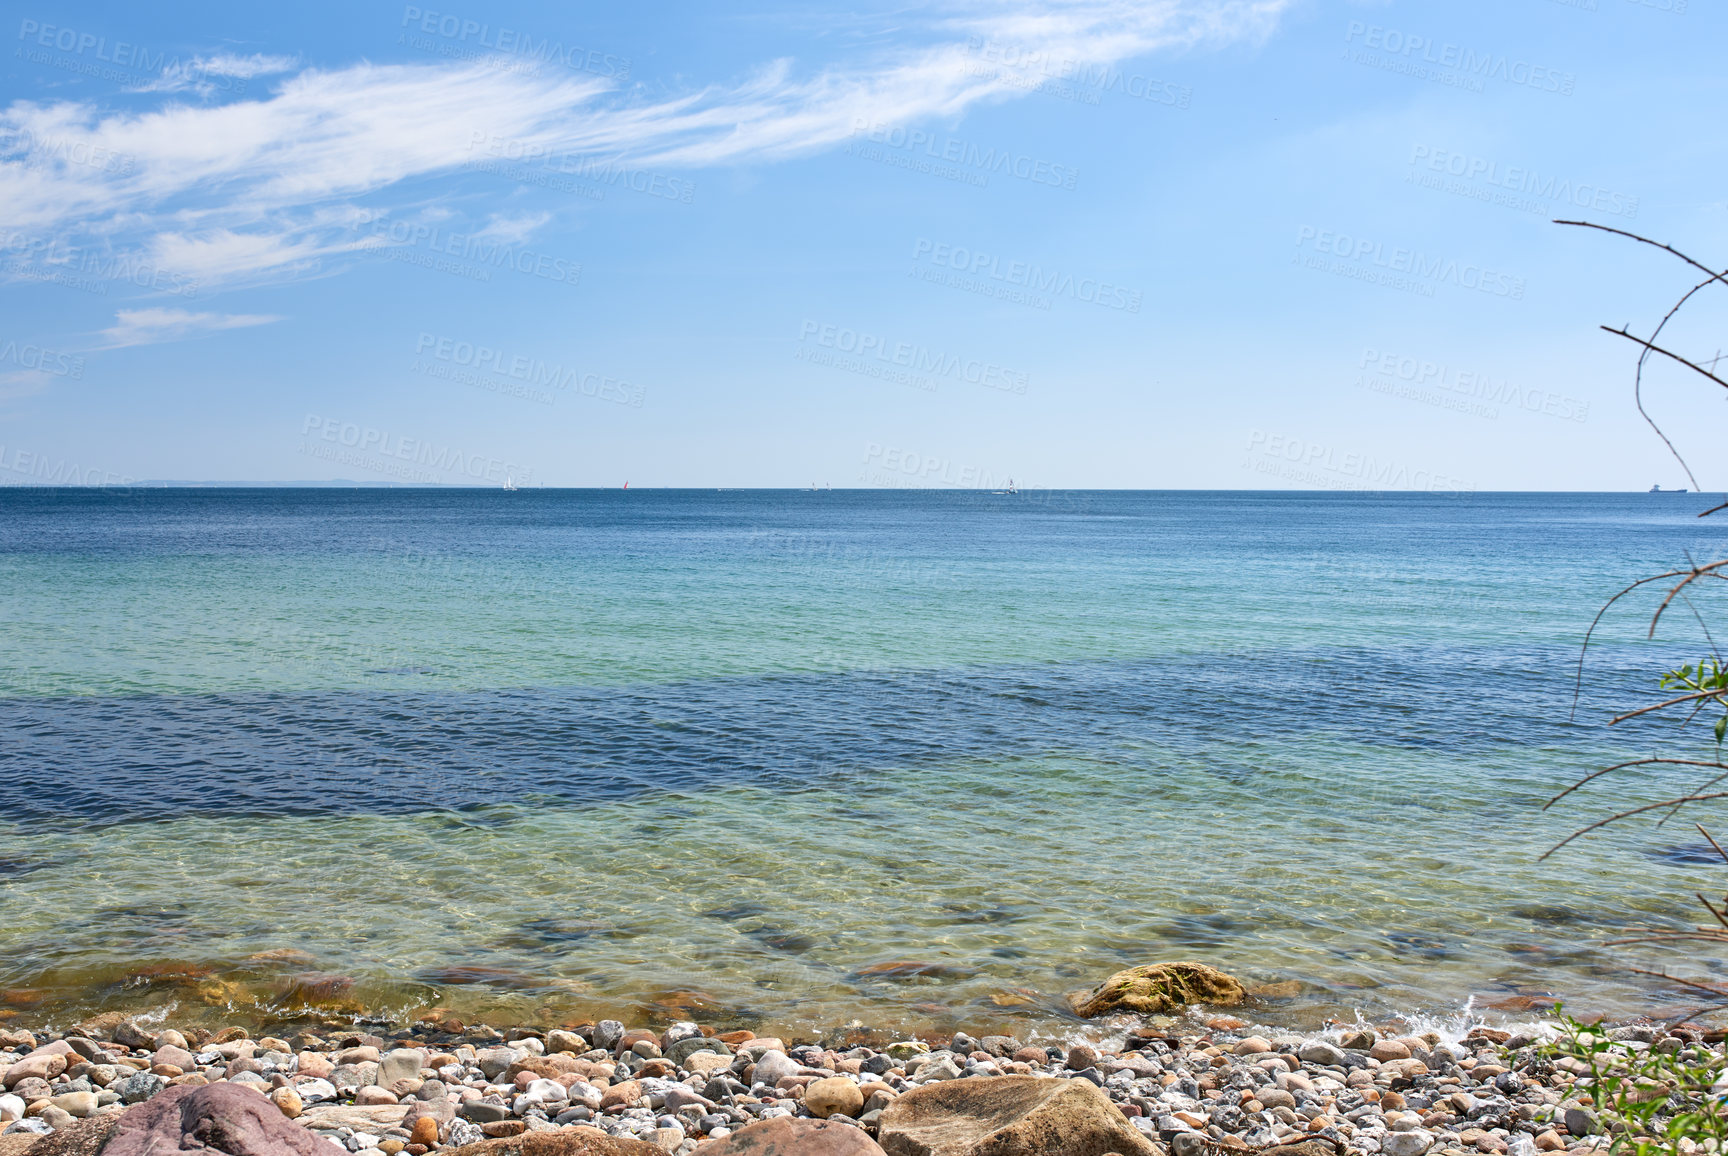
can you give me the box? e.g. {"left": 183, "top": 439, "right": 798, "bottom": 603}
{"left": 0, "top": 962, "right": 1712, "bottom": 1156}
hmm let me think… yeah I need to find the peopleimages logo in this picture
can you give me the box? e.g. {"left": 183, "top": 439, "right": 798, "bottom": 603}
{"left": 465, "top": 132, "right": 695, "bottom": 205}
{"left": 300, "top": 415, "right": 535, "bottom": 485}
{"left": 397, "top": 7, "right": 630, "bottom": 78}
{"left": 362, "top": 217, "right": 580, "bottom": 286}
{"left": 1295, "top": 226, "right": 1525, "bottom": 300}
{"left": 0, "top": 339, "right": 84, "bottom": 379}
{"left": 1360, "top": 347, "right": 1588, "bottom": 423}
{"left": 8, "top": 128, "right": 134, "bottom": 175}
{"left": 797, "top": 320, "right": 1029, "bottom": 395}
{"left": 1244, "top": 430, "right": 1473, "bottom": 496}
{"left": 848, "top": 120, "right": 1078, "bottom": 190}
{"left": 1343, "top": 21, "right": 1575, "bottom": 96}
{"left": 963, "top": 37, "right": 1192, "bottom": 109}
{"left": 15, "top": 19, "right": 251, "bottom": 92}
{"left": 1408, "top": 146, "right": 1637, "bottom": 219}
{"left": 911, "top": 239, "right": 1141, "bottom": 312}
{"left": 414, "top": 333, "right": 646, "bottom": 407}
{"left": 0, "top": 230, "right": 199, "bottom": 298}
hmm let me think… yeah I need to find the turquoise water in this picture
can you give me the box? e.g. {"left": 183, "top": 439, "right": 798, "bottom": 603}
{"left": 2, "top": 488, "right": 1726, "bottom": 1036}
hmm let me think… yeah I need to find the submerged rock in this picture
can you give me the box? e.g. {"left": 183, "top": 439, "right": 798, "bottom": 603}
{"left": 1069, "top": 961, "right": 1245, "bottom": 1017}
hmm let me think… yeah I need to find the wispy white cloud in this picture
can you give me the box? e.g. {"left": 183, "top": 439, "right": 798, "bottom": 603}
{"left": 0, "top": 1, "right": 1290, "bottom": 293}
{"left": 99, "top": 307, "right": 284, "bottom": 349}
{"left": 476, "top": 211, "right": 553, "bottom": 245}
{"left": 128, "top": 52, "right": 299, "bottom": 97}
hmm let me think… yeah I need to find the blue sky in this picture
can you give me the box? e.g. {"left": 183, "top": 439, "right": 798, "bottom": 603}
{"left": 1, "top": 0, "right": 1723, "bottom": 490}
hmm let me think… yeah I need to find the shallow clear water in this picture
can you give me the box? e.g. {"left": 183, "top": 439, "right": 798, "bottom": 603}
{"left": 3, "top": 488, "right": 1727, "bottom": 1036}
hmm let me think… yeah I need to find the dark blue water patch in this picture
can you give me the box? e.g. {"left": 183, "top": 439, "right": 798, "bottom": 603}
{"left": 0, "top": 646, "right": 1670, "bottom": 829}
{"left": 1645, "top": 841, "right": 1728, "bottom": 866}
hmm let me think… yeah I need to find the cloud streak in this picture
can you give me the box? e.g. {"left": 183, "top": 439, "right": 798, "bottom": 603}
{"left": 0, "top": 1, "right": 1288, "bottom": 291}
{"left": 99, "top": 307, "right": 284, "bottom": 349}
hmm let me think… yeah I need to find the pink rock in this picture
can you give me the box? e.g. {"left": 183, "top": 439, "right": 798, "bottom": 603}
{"left": 701, "top": 1117, "right": 885, "bottom": 1155}
{"left": 295, "top": 1052, "right": 333, "bottom": 1079}
{"left": 153, "top": 1045, "right": 198, "bottom": 1071}
{"left": 1371, "top": 1039, "right": 1412, "bottom": 1062}
{"left": 355, "top": 1086, "right": 399, "bottom": 1105}
{"left": 102, "top": 1082, "right": 331, "bottom": 1155}
{"left": 3, "top": 1050, "right": 68, "bottom": 1089}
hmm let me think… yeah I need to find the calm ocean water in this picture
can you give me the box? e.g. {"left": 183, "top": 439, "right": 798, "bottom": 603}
{"left": 3, "top": 488, "right": 1726, "bottom": 1035}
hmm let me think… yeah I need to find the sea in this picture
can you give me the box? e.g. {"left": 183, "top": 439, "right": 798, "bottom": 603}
{"left": 2, "top": 487, "right": 1726, "bottom": 1037}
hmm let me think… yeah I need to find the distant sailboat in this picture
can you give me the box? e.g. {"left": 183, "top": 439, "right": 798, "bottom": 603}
{"left": 503, "top": 475, "right": 518, "bottom": 491}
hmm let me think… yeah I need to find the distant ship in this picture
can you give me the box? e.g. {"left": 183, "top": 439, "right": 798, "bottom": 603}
{"left": 1649, "top": 484, "right": 1688, "bottom": 493}
{"left": 503, "top": 476, "right": 518, "bottom": 491}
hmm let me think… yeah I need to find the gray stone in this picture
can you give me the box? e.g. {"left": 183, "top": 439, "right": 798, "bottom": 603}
{"left": 663, "top": 1022, "right": 703, "bottom": 1046}
{"left": 446, "top": 1118, "right": 484, "bottom": 1147}
{"left": 1383, "top": 1129, "right": 1436, "bottom": 1156}
{"left": 474, "top": 1047, "right": 522, "bottom": 1081}
{"left": 910, "top": 1056, "right": 961, "bottom": 1083}
{"left": 1297, "top": 1040, "right": 1347, "bottom": 1067}
{"left": 1564, "top": 1107, "right": 1598, "bottom": 1136}
{"left": 460, "top": 1100, "right": 510, "bottom": 1124}
{"left": 377, "top": 1049, "right": 425, "bottom": 1088}
{"left": 668, "top": 1036, "right": 731, "bottom": 1066}
{"left": 115, "top": 1071, "right": 169, "bottom": 1105}
{"left": 1171, "top": 1134, "right": 1208, "bottom": 1156}
{"left": 592, "top": 1021, "right": 625, "bottom": 1051}
{"left": 752, "top": 1051, "right": 802, "bottom": 1086}
{"left": 330, "top": 1061, "right": 380, "bottom": 1090}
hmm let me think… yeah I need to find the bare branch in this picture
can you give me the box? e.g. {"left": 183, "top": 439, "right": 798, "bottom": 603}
{"left": 1611, "top": 688, "right": 1728, "bottom": 725}
{"left": 1602, "top": 327, "right": 1728, "bottom": 392}
{"left": 1540, "top": 790, "right": 1728, "bottom": 859}
{"left": 1555, "top": 221, "right": 1728, "bottom": 289}
{"left": 1544, "top": 757, "right": 1728, "bottom": 811}
{"left": 1569, "top": 568, "right": 1699, "bottom": 721}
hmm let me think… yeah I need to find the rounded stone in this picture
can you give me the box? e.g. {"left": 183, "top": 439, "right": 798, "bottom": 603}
{"left": 410, "top": 1116, "right": 440, "bottom": 1146}
{"left": 1384, "top": 1129, "right": 1437, "bottom": 1156}
{"left": 50, "top": 1091, "right": 99, "bottom": 1119}
{"left": 1065, "top": 1044, "right": 1100, "bottom": 1071}
{"left": 804, "top": 1077, "right": 865, "bottom": 1120}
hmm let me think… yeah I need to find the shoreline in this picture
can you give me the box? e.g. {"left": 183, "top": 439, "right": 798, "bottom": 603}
{"left": 1, "top": 988, "right": 1715, "bottom": 1156}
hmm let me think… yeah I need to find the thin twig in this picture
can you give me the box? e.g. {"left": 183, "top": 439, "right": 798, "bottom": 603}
{"left": 1601, "top": 328, "right": 1728, "bottom": 392}
{"left": 1544, "top": 758, "right": 1728, "bottom": 811}
{"left": 1612, "top": 688, "right": 1728, "bottom": 725}
{"left": 1540, "top": 791, "right": 1728, "bottom": 859}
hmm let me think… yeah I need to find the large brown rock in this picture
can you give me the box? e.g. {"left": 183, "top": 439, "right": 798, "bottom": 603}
{"left": 101, "top": 1082, "right": 331, "bottom": 1154}
{"left": 700, "top": 1117, "right": 886, "bottom": 1154}
{"left": 878, "top": 1074, "right": 1159, "bottom": 1156}
{"left": 442, "top": 1131, "right": 664, "bottom": 1155}
{"left": 1069, "top": 962, "right": 1244, "bottom": 1018}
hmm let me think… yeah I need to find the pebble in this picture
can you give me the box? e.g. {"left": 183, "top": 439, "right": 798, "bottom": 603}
{"left": 272, "top": 1086, "right": 304, "bottom": 1118}
{"left": 804, "top": 1077, "right": 865, "bottom": 1119}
